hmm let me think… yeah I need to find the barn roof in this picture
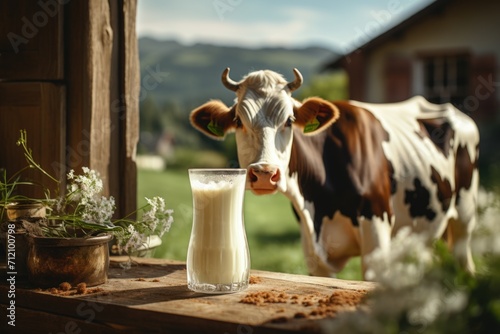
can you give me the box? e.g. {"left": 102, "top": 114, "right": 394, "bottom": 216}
{"left": 323, "top": 0, "right": 452, "bottom": 70}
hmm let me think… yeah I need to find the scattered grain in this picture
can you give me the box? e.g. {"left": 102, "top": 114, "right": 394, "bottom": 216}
{"left": 240, "top": 291, "right": 289, "bottom": 305}
{"left": 76, "top": 282, "right": 87, "bottom": 294}
{"left": 240, "top": 288, "right": 368, "bottom": 323}
{"left": 59, "top": 282, "right": 71, "bottom": 291}
{"left": 40, "top": 282, "right": 104, "bottom": 296}
{"left": 249, "top": 276, "right": 262, "bottom": 284}
{"left": 302, "top": 300, "right": 314, "bottom": 307}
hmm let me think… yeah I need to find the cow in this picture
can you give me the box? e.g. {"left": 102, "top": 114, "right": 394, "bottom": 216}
{"left": 190, "top": 68, "right": 479, "bottom": 278}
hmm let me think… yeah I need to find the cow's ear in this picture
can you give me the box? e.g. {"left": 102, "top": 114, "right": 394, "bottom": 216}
{"left": 294, "top": 97, "right": 340, "bottom": 135}
{"left": 190, "top": 100, "right": 236, "bottom": 140}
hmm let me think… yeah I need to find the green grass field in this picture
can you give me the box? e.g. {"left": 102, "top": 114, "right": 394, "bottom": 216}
{"left": 137, "top": 168, "right": 362, "bottom": 280}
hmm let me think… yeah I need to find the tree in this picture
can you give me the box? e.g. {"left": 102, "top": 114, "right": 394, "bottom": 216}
{"left": 296, "top": 71, "right": 348, "bottom": 101}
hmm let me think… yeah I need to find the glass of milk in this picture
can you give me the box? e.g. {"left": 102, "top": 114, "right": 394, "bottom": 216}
{"left": 187, "top": 168, "right": 250, "bottom": 293}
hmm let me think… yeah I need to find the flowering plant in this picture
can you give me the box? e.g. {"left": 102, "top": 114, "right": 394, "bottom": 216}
{"left": 44, "top": 167, "right": 173, "bottom": 254}
{"left": 323, "top": 192, "right": 500, "bottom": 334}
{"left": 1, "top": 131, "right": 57, "bottom": 219}
{"left": 9, "top": 130, "right": 174, "bottom": 255}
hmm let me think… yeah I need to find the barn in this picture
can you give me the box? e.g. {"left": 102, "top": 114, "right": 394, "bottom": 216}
{"left": 0, "top": 0, "right": 140, "bottom": 217}
{"left": 324, "top": 0, "right": 500, "bottom": 122}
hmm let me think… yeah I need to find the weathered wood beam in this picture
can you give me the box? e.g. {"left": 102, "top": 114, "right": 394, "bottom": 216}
{"left": 66, "top": 0, "right": 138, "bottom": 214}
{"left": 117, "top": 0, "right": 140, "bottom": 218}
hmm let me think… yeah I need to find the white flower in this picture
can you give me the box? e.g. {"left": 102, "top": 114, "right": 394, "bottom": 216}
{"left": 51, "top": 167, "right": 173, "bottom": 254}
{"left": 406, "top": 283, "right": 444, "bottom": 326}
{"left": 65, "top": 168, "right": 104, "bottom": 205}
{"left": 81, "top": 196, "right": 115, "bottom": 225}
{"left": 365, "top": 227, "right": 433, "bottom": 289}
{"left": 119, "top": 225, "right": 144, "bottom": 254}
{"left": 472, "top": 191, "right": 500, "bottom": 256}
{"left": 142, "top": 196, "right": 174, "bottom": 237}
{"left": 111, "top": 196, "right": 174, "bottom": 254}
{"left": 159, "top": 209, "right": 174, "bottom": 235}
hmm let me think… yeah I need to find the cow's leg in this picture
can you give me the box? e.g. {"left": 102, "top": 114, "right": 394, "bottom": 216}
{"left": 299, "top": 220, "right": 333, "bottom": 277}
{"left": 449, "top": 168, "right": 478, "bottom": 274}
{"left": 447, "top": 216, "right": 475, "bottom": 273}
{"left": 359, "top": 214, "right": 392, "bottom": 280}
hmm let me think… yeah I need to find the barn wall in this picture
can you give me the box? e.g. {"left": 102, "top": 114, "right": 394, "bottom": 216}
{"left": 0, "top": 0, "right": 140, "bottom": 216}
{"left": 364, "top": 0, "right": 500, "bottom": 120}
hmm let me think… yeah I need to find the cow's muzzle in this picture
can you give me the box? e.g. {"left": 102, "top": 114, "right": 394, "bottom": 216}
{"left": 247, "top": 164, "right": 281, "bottom": 195}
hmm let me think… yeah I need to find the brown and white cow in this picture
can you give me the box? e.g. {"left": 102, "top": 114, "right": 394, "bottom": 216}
{"left": 190, "top": 68, "right": 479, "bottom": 278}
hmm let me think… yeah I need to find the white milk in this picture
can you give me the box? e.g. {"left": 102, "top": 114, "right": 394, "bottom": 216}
{"left": 187, "top": 170, "right": 250, "bottom": 292}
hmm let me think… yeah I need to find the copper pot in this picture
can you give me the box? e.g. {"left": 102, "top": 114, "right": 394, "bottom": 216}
{"left": 27, "top": 234, "right": 112, "bottom": 288}
{"left": 5, "top": 201, "right": 46, "bottom": 220}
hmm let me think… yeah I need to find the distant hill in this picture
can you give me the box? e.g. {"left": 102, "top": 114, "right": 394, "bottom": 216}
{"left": 137, "top": 38, "right": 339, "bottom": 155}
{"left": 138, "top": 37, "right": 338, "bottom": 107}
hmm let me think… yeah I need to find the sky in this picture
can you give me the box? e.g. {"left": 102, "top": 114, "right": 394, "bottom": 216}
{"left": 137, "top": 0, "right": 435, "bottom": 53}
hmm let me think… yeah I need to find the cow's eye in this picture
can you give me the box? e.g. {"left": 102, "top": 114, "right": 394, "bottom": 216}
{"left": 234, "top": 116, "right": 243, "bottom": 128}
{"left": 285, "top": 117, "right": 294, "bottom": 127}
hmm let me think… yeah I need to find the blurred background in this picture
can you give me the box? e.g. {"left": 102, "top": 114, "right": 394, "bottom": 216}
{"left": 135, "top": 0, "right": 500, "bottom": 280}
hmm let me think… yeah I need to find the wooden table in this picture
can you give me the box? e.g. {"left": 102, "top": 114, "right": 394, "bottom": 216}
{"left": 1, "top": 257, "right": 375, "bottom": 333}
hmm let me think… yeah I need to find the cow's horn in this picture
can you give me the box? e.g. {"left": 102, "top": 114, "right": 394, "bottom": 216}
{"left": 221, "top": 68, "right": 239, "bottom": 91}
{"left": 287, "top": 68, "right": 303, "bottom": 92}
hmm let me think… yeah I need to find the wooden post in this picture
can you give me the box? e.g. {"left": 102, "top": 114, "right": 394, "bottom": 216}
{"left": 118, "top": 0, "right": 140, "bottom": 218}
{"left": 66, "top": 0, "right": 113, "bottom": 191}
{"left": 66, "top": 0, "right": 139, "bottom": 216}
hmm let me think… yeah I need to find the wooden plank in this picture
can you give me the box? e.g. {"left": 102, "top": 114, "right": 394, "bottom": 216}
{"left": 108, "top": 0, "right": 121, "bottom": 215}
{"left": 65, "top": 0, "right": 138, "bottom": 215}
{"left": 87, "top": 0, "right": 113, "bottom": 195}
{"left": 0, "top": 305, "right": 137, "bottom": 334}
{"left": 65, "top": 0, "right": 113, "bottom": 193}
{"left": 0, "top": 0, "right": 64, "bottom": 80}
{"left": 65, "top": 0, "right": 90, "bottom": 171}
{"left": 0, "top": 82, "right": 66, "bottom": 199}
{"left": 117, "top": 0, "right": 140, "bottom": 218}
{"left": 0, "top": 258, "right": 374, "bottom": 333}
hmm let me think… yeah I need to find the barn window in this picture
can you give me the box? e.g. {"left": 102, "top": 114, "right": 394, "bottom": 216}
{"left": 421, "top": 53, "right": 470, "bottom": 107}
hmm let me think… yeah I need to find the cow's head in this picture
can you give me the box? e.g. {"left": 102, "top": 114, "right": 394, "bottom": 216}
{"left": 190, "top": 68, "right": 339, "bottom": 195}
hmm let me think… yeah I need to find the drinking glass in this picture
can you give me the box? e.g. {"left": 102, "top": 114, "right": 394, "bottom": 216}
{"left": 187, "top": 168, "right": 250, "bottom": 293}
